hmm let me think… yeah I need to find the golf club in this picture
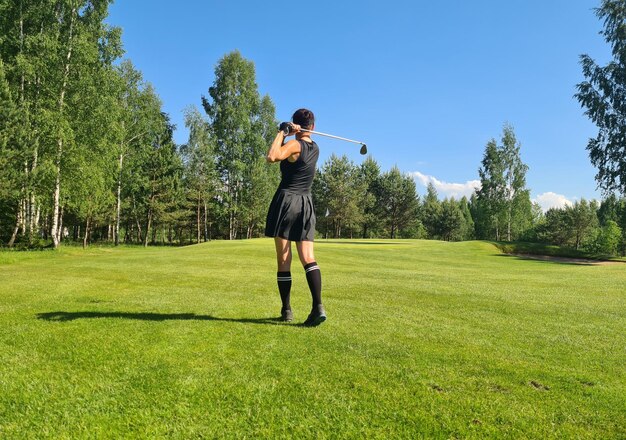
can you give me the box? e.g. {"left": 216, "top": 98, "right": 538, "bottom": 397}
{"left": 280, "top": 123, "right": 368, "bottom": 155}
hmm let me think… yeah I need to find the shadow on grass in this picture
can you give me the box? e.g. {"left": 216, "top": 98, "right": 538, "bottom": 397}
{"left": 495, "top": 253, "right": 601, "bottom": 266}
{"left": 36, "top": 311, "right": 295, "bottom": 326}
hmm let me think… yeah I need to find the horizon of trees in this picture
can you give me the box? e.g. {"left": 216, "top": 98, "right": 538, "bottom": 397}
{"left": 2, "top": 1, "right": 626, "bottom": 257}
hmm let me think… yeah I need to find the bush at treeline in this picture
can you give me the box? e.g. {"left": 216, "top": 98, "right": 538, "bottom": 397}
{"left": 1, "top": 2, "right": 625, "bottom": 257}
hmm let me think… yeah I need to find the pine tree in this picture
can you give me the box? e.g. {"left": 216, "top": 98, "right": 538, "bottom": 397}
{"left": 439, "top": 198, "right": 464, "bottom": 241}
{"left": 475, "top": 139, "right": 506, "bottom": 240}
{"left": 358, "top": 156, "right": 382, "bottom": 238}
{"left": 374, "top": 167, "right": 419, "bottom": 239}
{"left": 421, "top": 182, "right": 443, "bottom": 239}
{"left": 318, "top": 154, "right": 364, "bottom": 238}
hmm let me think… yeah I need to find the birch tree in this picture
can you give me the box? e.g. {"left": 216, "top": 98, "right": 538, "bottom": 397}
{"left": 576, "top": 0, "right": 626, "bottom": 194}
{"left": 202, "top": 50, "right": 266, "bottom": 240}
{"left": 182, "top": 105, "right": 217, "bottom": 243}
{"left": 500, "top": 125, "right": 532, "bottom": 241}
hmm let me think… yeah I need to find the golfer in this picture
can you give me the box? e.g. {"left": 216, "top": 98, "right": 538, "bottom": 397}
{"left": 265, "top": 108, "right": 325, "bottom": 326}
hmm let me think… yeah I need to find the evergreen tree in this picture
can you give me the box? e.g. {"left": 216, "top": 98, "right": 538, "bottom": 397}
{"left": 317, "top": 154, "right": 364, "bottom": 238}
{"left": 359, "top": 156, "right": 382, "bottom": 238}
{"left": 374, "top": 167, "right": 420, "bottom": 239}
{"left": 439, "top": 198, "right": 464, "bottom": 241}
{"left": 459, "top": 196, "right": 475, "bottom": 240}
{"left": 422, "top": 182, "right": 443, "bottom": 239}
{"left": 0, "top": 59, "right": 17, "bottom": 243}
{"left": 475, "top": 139, "right": 506, "bottom": 240}
{"left": 567, "top": 199, "right": 599, "bottom": 250}
{"left": 136, "top": 115, "right": 183, "bottom": 247}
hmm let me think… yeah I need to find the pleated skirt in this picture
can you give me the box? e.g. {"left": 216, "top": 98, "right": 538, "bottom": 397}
{"left": 265, "top": 189, "right": 316, "bottom": 242}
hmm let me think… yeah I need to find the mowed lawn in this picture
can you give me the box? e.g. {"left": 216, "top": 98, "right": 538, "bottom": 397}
{"left": 0, "top": 239, "right": 624, "bottom": 439}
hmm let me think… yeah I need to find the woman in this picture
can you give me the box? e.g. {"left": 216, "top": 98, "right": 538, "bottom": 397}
{"left": 265, "top": 108, "right": 325, "bottom": 326}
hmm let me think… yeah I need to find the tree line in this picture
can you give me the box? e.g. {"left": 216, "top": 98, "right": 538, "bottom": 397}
{"left": 2, "top": 1, "right": 626, "bottom": 257}
{"left": 0, "top": 2, "right": 278, "bottom": 248}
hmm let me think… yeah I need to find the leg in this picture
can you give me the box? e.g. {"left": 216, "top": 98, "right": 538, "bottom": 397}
{"left": 296, "top": 240, "right": 326, "bottom": 326}
{"left": 296, "top": 239, "right": 315, "bottom": 266}
{"left": 275, "top": 237, "right": 292, "bottom": 271}
{"left": 274, "top": 237, "right": 293, "bottom": 321}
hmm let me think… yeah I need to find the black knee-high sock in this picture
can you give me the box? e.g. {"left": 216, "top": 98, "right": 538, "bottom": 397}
{"left": 304, "top": 262, "right": 322, "bottom": 308}
{"left": 277, "top": 271, "right": 292, "bottom": 310}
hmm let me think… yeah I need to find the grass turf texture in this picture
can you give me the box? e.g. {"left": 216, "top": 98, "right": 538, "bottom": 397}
{"left": 0, "top": 240, "right": 625, "bottom": 439}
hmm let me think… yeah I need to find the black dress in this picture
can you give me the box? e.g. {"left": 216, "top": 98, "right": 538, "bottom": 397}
{"left": 265, "top": 140, "right": 319, "bottom": 242}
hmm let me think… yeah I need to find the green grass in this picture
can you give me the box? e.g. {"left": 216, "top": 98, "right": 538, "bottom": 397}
{"left": 1, "top": 239, "right": 625, "bottom": 439}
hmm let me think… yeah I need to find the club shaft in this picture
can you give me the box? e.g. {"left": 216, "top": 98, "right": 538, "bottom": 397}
{"left": 300, "top": 129, "right": 365, "bottom": 145}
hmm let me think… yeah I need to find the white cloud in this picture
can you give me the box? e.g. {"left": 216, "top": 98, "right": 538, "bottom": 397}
{"left": 410, "top": 171, "right": 481, "bottom": 199}
{"left": 533, "top": 192, "right": 574, "bottom": 212}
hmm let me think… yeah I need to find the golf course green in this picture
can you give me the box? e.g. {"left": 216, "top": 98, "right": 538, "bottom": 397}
{"left": 1, "top": 239, "right": 624, "bottom": 438}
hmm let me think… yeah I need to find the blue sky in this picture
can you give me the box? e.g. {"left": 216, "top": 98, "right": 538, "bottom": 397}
{"left": 107, "top": 0, "right": 611, "bottom": 210}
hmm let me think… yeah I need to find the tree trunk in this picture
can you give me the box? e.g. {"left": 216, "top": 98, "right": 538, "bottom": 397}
{"left": 51, "top": 172, "right": 63, "bottom": 247}
{"left": 203, "top": 200, "right": 209, "bottom": 242}
{"left": 83, "top": 217, "right": 90, "bottom": 248}
{"left": 197, "top": 197, "right": 201, "bottom": 243}
{"left": 8, "top": 204, "right": 21, "bottom": 247}
{"left": 507, "top": 205, "right": 512, "bottom": 241}
{"left": 144, "top": 209, "right": 152, "bottom": 247}
{"left": 115, "top": 151, "right": 124, "bottom": 245}
{"left": 28, "top": 146, "right": 39, "bottom": 238}
{"left": 51, "top": 7, "right": 76, "bottom": 249}
{"left": 56, "top": 206, "right": 64, "bottom": 245}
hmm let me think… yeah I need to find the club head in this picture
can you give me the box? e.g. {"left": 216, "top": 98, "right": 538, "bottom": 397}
{"left": 360, "top": 144, "right": 367, "bottom": 155}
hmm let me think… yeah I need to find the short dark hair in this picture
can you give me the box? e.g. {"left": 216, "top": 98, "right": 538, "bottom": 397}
{"left": 292, "top": 108, "right": 315, "bottom": 129}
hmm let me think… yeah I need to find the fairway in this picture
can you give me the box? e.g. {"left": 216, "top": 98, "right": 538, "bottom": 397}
{"left": 1, "top": 240, "right": 625, "bottom": 438}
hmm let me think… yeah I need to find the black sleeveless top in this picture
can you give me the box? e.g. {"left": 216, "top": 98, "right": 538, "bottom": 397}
{"left": 278, "top": 140, "right": 319, "bottom": 194}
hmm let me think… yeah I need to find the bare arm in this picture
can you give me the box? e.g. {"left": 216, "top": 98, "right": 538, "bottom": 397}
{"left": 266, "top": 125, "right": 302, "bottom": 163}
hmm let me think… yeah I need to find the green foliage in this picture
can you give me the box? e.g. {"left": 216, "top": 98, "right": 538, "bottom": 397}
{"left": 374, "top": 166, "right": 420, "bottom": 239}
{"left": 315, "top": 154, "right": 365, "bottom": 238}
{"left": 576, "top": 0, "right": 626, "bottom": 194}
{"left": 459, "top": 196, "right": 475, "bottom": 240}
{"left": 588, "top": 219, "right": 622, "bottom": 256}
{"left": 534, "top": 199, "right": 601, "bottom": 251}
{"left": 474, "top": 125, "right": 531, "bottom": 241}
{"left": 181, "top": 105, "right": 217, "bottom": 242}
{"left": 358, "top": 156, "right": 382, "bottom": 238}
{"left": 240, "top": 95, "right": 279, "bottom": 238}
{"left": 202, "top": 50, "right": 272, "bottom": 239}
{"left": 439, "top": 198, "right": 464, "bottom": 241}
{"left": 493, "top": 241, "right": 589, "bottom": 259}
{"left": 421, "top": 182, "right": 443, "bottom": 238}
{"left": 475, "top": 139, "right": 506, "bottom": 239}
